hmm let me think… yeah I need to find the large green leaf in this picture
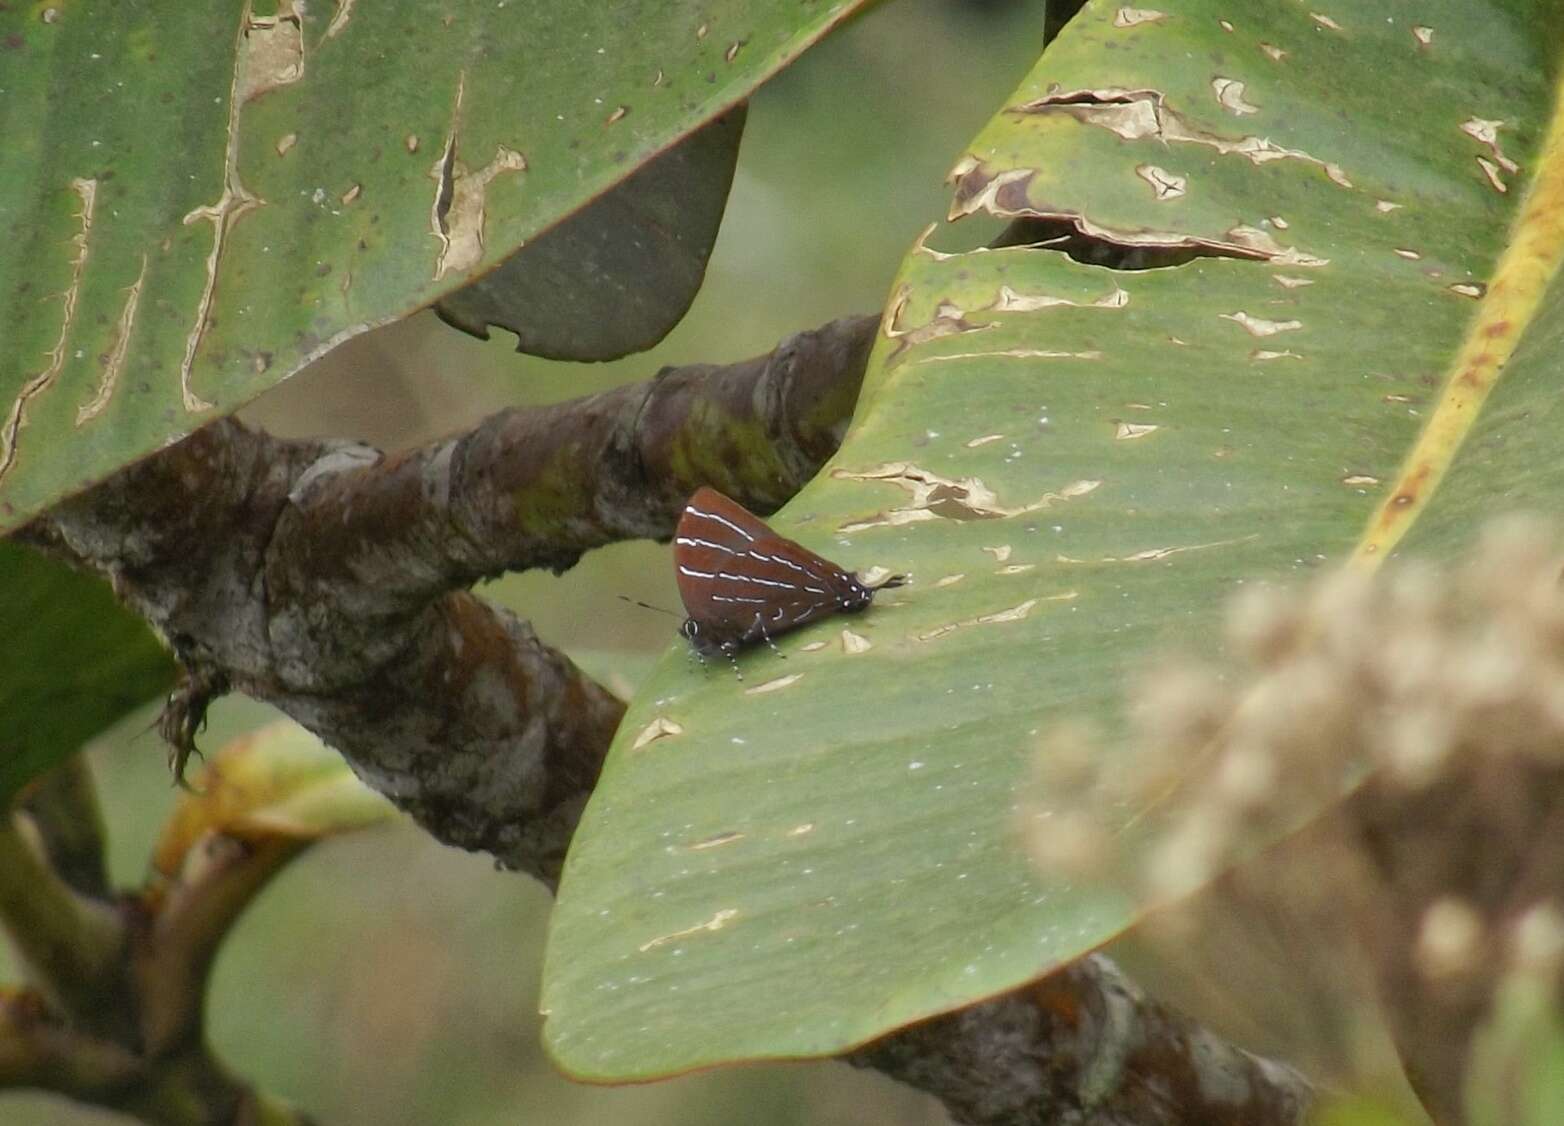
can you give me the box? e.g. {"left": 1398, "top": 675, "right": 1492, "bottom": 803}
{"left": 435, "top": 107, "right": 747, "bottom": 361}
{"left": 543, "top": 0, "right": 1564, "bottom": 1080}
{"left": 0, "top": 543, "right": 174, "bottom": 807}
{"left": 0, "top": 0, "right": 869, "bottom": 533}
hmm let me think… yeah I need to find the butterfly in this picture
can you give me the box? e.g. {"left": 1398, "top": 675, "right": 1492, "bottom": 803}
{"left": 673, "top": 486, "right": 905, "bottom": 660}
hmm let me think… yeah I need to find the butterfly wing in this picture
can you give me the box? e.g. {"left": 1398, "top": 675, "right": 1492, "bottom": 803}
{"left": 675, "top": 488, "right": 852, "bottom": 650}
{"left": 679, "top": 486, "right": 776, "bottom": 543}
{"left": 675, "top": 489, "right": 785, "bottom": 647}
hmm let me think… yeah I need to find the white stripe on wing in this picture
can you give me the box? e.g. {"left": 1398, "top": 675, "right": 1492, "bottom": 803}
{"left": 676, "top": 535, "right": 739, "bottom": 554}
{"left": 686, "top": 505, "right": 756, "bottom": 542}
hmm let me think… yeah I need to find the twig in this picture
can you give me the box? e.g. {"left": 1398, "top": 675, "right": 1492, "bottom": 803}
{"left": 18, "top": 754, "right": 110, "bottom": 899}
{"left": 0, "top": 816, "right": 124, "bottom": 1029}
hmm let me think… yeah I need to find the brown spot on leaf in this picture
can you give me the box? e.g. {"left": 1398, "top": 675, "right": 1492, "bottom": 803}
{"left": 1212, "top": 78, "right": 1259, "bottom": 116}
{"left": 882, "top": 287, "right": 993, "bottom": 356}
{"left": 1135, "top": 163, "right": 1187, "bottom": 200}
{"left": 832, "top": 463, "right": 1100, "bottom": 533}
{"left": 1220, "top": 311, "right": 1303, "bottom": 336}
{"left": 239, "top": 4, "right": 306, "bottom": 102}
{"left": 1112, "top": 8, "right": 1166, "bottom": 27}
{"left": 1475, "top": 156, "right": 1508, "bottom": 193}
{"left": 1378, "top": 464, "right": 1432, "bottom": 525}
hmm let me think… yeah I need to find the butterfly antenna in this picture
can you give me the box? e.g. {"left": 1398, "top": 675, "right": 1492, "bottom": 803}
{"left": 619, "top": 595, "right": 680, "bottom": 617}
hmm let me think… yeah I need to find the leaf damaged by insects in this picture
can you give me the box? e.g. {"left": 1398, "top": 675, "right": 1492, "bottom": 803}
{"left": 238, "top": 3, "right": 306, "bottom": 103}
{"left": 1220, "top": 311, "right": 1304, "bottom": 337}
{"left": 632, "top": 716, "right": 684, "bottom": 751}
{"left": 840, "top": 629, "right": 872, "bottom": 654}
{"left": 950, "top": 159, "right": 1330, "bottom": 268}
{"left": 427, "top": 73, "right": 528, "bottom": 282}
{"left": 744, "top": 674, "right": 803, "bottom": 696}
{"left": 882, "top": 287, "right": 993, "bottom": 354}
{"left": 688, "top": 830, "right": 745, "bottom": 851}
{"left": 832, "top": 463, "right": 1100, "bottom": 533}
{"left": 1003, "top": 87, "right": 1352, "bottom": 184}
{"left": 991, "top": 283, "right": 1128, "bottom": 312}
{"left": 1114, "top": 421, "right": 1159, "bottom": 440}
{"left": 1135, "top": 163, "right": 1187, "bottom": 200}
{"left": 1112, "top": 8, "right": 1166, "bottom": 29}
{"left": 544, "top": 0, "right": 1564, "bottom": 1091}
{"left": 1, "top": 179, "right": 96, "bottom": 485}
{"left": 1211, "top": 78, "right": 1259, "bottom": 116}
{"left": 637, "top": 908, "right": 739, "bottom": 953}
{"left": 914, "top": 593, "right": 1075, "bottom": 643}
{"left": 429, "top": 144, "right": 529, "bottom": 280}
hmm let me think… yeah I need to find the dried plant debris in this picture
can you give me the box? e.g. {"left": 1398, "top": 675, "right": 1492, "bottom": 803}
{"left": 1023, "top": 516, "right": 1564, "bottom": 1121}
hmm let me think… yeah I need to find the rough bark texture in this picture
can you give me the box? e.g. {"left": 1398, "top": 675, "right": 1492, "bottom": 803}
{"left": 16, "top": 315, "right": 877, "bottom": 885}
{"left": 851, "top": 955, "right": 1313, "bottom": 1126}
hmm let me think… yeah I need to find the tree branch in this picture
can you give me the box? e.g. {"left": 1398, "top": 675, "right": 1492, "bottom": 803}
{"left": 17, "top": 315, "right": 877, "bottom": 885}
{"left": 851, "top": 955, "right": 1313, "bottom": 1126}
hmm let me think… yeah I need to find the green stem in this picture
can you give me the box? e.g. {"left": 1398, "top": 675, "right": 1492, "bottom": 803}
{"left": 112, "top": 1047, "right": 317, "bottom": 1126}
{"left": 0, "top": 815, "right": 125, "bottom": 1021}
{"left": 135, "top": 834, "right": 307, "bottom": 1056}
{"left": 19, "top": 753, "right": 110, "bottom": 899}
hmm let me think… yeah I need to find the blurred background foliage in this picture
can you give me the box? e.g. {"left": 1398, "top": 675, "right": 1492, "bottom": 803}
{"left": 1, "top": 1, "right": 1046, "bottom": 1121}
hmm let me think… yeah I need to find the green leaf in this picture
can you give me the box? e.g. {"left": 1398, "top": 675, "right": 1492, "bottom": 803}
{"left": 0, "top": 0, "right": 870, "bottom": 534}
{"left": 436, "top": 107, "right": 747, "bottom": 361}
{"left": 543, "top": 0, "right": 1564, "bottom": 1081}
{"left": 0, "top": 542, "right": 173, "bottom": 808}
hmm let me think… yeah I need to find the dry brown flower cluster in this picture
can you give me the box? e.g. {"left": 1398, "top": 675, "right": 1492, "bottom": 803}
{"left": 1023, "top": 516, "right": 1564, "bottom": 1123}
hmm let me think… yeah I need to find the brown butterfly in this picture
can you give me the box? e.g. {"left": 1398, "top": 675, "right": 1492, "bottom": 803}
{"left": 674, "top": 486, "right": 905, "bottom": 659}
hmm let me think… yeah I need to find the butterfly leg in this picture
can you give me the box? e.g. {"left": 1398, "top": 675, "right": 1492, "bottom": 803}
{"left": 680, "top": 620, "right": 711, "bottom": 673}
{"left": 745, "top": 613, "right": 787, "bottom": 659}
{"left": 721, "top": 640, "right": 743, "bottom": 681}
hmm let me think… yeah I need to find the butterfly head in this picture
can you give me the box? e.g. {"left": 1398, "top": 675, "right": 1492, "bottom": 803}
{"left": 838, "top": 579, "right": 872, "bottom": 613}
{"left": 839, "top": 571, "right": 907, "bottom": 613}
